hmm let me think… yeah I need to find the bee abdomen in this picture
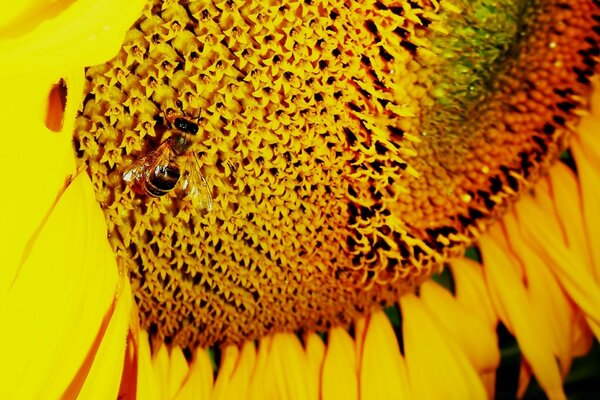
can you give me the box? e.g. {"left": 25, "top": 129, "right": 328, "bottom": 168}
{"left": 147, "top": 164, "right": 180, "bottom": 196}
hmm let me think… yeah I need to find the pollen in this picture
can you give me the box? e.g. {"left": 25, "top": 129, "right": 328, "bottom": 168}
{"left": 74, "top": 0, "right": 600, "bottom": 348}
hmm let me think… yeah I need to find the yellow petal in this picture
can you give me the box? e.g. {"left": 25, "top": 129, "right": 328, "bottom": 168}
{"left": 572, "top": 79, "right": 600, "bottom": 283}
{"left": 517, "top": 361, "right": 533, "bottom": 398}
{"left": 1, "top": 8, "right": 145, "bottom": 397}
{"left": 548, "top": 164, "right": 595, "bottom": 279}
{"left": 479, "top": 234, "right": 565, "bottom": 399}
{"left": 265, "top": 333, "right": 312, "bottom": 400}
{"left": 572, "top": 137, "right": 600, "bottom": 284}
{"left": 419, "top": 280, "right": 500, "bottom": 374}
{"left": 322, "top": 327, "right": 358, "bottom": 400}
{"left": 480, "top": 371, "right": 496, "bottom": 399}
{"left": 0, "top": 174, "right": 119, "bottom": 399}
{"left": 173, "top": 348, "right": 214, "bottom": 400}
{"left": 137, "top": 330, "right": 161, "bottom": 400}
{"left": 214, "top": 341, "right": 256, "bottom": 399}
{"left": 549, "top": 163, "right": 600, "bottom": 357}
{"left": 516, "top": 195, "right": 600, "bottom": 340}
{"left": 117, "top": 329, "right": 138, "bottom": 400}
{"left": 248, "top": 335, "right": 272, "bottom": 400}
{"left": 449, "top": 257, "right": 497, "bottom": 329}
{"left": 304, "top": 333, "right": 325, "bottom": 400}
{"left": 478, "top": 228, "right": 513, "bottom": 328}
{"left": 0, "top": 0, "right": 145, "bottom": 296}
{"left": 0, "top": 0, "right": 145, "bottom": 72}
{"left": 0, "top": 74, "right": 78, "bottom": 297}
{"left": 569, "top": 310, "right": 594, "bottom": 358}
{"left": 211, "top": 344, "right": 239, "bottom": 399}
{"left": 0, "top": 1, "right": 66, "bottom": 36}
{"left": 449, "top": 259, "right": 500, "bottom": 398}
{"left": 401, "top": 295, "right": 487, "bottom": 399}
{"left": 574, "top": 83, "right": 600, "bottom": 175}
{"left": 167, "top": 347, "right": 190, "bottom": 399}
{"left": 353, "top": 316, "right": 367, "bottom": 371}
{"left": 505, "top": 201, "right": 578, "bottom": 375}
{"left": 359, "top": 311, "right": 410, "bottom": 400}
{"left": 75, "top": 275, "right": 133, "bottom": 399}
{"left": 152, "top": 342, "right": 170, "bottom": 400}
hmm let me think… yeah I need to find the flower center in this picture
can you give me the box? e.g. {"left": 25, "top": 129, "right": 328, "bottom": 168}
{"left": 74, "top": 0, "right": 599, "bottom": 348}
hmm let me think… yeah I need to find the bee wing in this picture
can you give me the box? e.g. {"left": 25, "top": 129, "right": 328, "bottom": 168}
{"left": 123, "top": 142, "right": 175, "bottom": 187}
{"left": 181, "top": 153, "right": 213, "bottom": 211}
{"left": 122, "top": 154, "right": 152, "bottom": 184}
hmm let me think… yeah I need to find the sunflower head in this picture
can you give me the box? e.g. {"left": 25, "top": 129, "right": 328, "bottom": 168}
{"left": 75, "top": 0, "right": 599, "bottom": 348}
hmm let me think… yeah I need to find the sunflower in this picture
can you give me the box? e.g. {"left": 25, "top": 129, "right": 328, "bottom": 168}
{"left": 1, "top": 0, "right": 599, "bottom": 399}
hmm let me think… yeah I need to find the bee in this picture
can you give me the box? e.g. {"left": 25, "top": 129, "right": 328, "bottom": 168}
{"left": 123, "top": 112, "right": 213, "bottom": 211}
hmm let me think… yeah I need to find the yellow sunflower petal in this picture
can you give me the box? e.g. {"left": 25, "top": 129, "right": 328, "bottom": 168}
{"left": 213, "top": 341, "right": 256, "bottom": 399}
{"left": 569, "top": 310, "right": 594, "bottom": 358}
{"left": 517, "top": 362, "right": 533, "bottom": 399}
{"left": 117, "top": 330, "right": 138, "bottom": 400}
{"left": 304, "top": 333, "right": 325, "bottom": 400}
{"left": 542, "top": 166, "right": 595, "bottom": 358}
{"left": 0, "top": 1, "right": 56, "bottom": 35}
{"left": 479, "top": 225, "right": 519, "bottom": 328}
{"left": 241, "top": 333, "right": 313, "bottom": 399}
{"left": 573, "top": 81, "right": 600, "bottom": 282}
{"left": 75, "top": 275, "right": 133, "bottom": 399}
{"left": 479, "top": 234, "right": 565, "bottom": 399}
{"left": 0, "top": 174, "right": 119, "bottom": 399}
{"left": 572, "top": 137, "right": 600, "bottom": 284}
{"left": 0, "top": 0, "right": 145, "bottom": 71}
{"left": 359, "top": 311, "right": 410, "bottom": 400}
{"left": 173, "top": 348, "right": 214, "bottom": 400}
{"left": 1, "top": 4, "right": 145, "bottom": 397}
{"left": 548, "top": 164, "right": 594, "bottom": 279}
{"left": 0, "top": 0, "right": 144, "bottom": 297}
{"left": 264, "top": 333, "right": 312, "bottom": 400}
{"left": 502, "top": 210, "right": 576, "bottom": 375}
{"left": 212, "top": 344, "right": 240, "bottom": 399}
{"left": 516, "top": 195, "right": 600, "bottom": 339}
{"left": 248, "top": 335, "right": 272, "bottom": 399}
{"left": 166, "top": 347, "right": 190, "bottom": 399}
{"left": 322, "top": 327, "right": 358, "bottom": 400}
{"left": 574, "top": 82, "right": 600, "bottom": 175}
{"left": 212, "top": 345, "right": 240, "bottom": 399}
{"left": 449, "top": 258, "right": 497, "bottom": 330}
{"left": 419, "top": 280, "right": 500, "bottom": 374}
{"left": 449, "top": 258, "right": 500, "bottom": 397}
{"left": 353, "top": 316, "right": 367, "bottom": 372}
{"left": 137, "top": 330, "right": 161, "bottom": 400}
{"left": 152, "top": 342, "right": 171, "bottom": 399}
{"left": 401, "top": 294, "right": 487, "bottom": 399}
{"left": 0, "top": 73, "right": 77, "bottom": 297}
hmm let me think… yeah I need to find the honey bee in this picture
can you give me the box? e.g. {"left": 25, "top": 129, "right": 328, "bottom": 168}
{"left": 123, "top": 112, "right": 213, "bottom": 211}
